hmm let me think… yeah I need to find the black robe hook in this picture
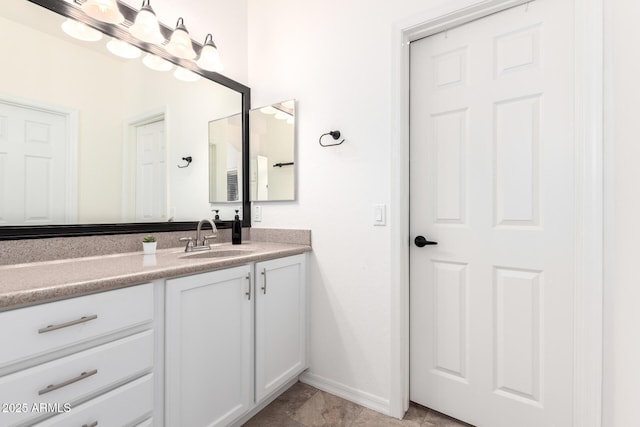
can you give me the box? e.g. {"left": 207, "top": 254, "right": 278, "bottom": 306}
{"left": 319, "top": 130, "right": 344, "bottom": 147}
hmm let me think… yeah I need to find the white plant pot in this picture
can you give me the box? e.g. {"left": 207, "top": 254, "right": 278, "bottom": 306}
{"left": 143, "top": 241, "right": 157, "bottom": 255}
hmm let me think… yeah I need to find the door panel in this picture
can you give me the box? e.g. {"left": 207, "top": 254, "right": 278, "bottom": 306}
{"left": 409, "top": 1, "right": 574, "bottom": 426}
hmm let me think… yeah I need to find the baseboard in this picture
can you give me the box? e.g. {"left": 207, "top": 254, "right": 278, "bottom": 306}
{"left": 299, "top": 371, "right": 391, "bottom": 416}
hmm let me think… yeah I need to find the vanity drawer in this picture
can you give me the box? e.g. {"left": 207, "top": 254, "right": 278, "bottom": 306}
{"left": 0, "top": 283, "right": 153, "bottom": 367}
{"left": 33, "top": 374, "right": 153, "bottom": 427}
{"left": 0, "top": 330, "right": 153, "bottom": 426}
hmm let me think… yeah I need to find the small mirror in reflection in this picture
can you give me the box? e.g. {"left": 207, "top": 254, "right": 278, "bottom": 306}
{"left": 249, "top": 99, "right": 296, "bottom": 201}
{"left": 209, "top": 113, "right": 243, "bottom": 203}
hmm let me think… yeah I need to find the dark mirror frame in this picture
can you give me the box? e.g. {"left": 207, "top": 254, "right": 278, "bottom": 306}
{"left": 0, "top": 0, "right": 251, "bottom": 240}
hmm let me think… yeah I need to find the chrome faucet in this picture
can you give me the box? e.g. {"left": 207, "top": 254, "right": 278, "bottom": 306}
{"left": 180, "top": 219, "right": 218, "bottom": 252}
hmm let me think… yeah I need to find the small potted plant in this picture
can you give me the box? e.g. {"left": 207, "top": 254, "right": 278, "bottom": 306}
{"left": 142, "top": 235, "right": 157, "bottom": 255}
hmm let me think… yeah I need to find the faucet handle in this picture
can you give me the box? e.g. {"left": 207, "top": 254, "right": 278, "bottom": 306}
{"left": 179, "top": 236, "right": 195, "bottom": 252}
{"left": 203, "top": 234, "right": 217, "bottom": 246}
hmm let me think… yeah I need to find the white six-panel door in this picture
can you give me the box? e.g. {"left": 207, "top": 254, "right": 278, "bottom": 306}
{"left": 0, "top": 100, "right": 71, "bottom": 225}
{"left": 135, "top": 119, "right": 166, "bottom": 222}
{"left": 409, "top": 1, "right": 574, "bottom": 426}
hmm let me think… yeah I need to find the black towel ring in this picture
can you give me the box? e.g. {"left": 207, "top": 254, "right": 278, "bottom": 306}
{"left": 177, "top": 156, "right": 192, "bottom": 168}
{"left": 319, "top": 130, "right": 344, "bottom": 147}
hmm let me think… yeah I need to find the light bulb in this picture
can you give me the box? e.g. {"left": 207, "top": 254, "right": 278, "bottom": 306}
{"left": 129, "top": 0, "right": 164, "bottom": 44}
{"left": 81, "top": 0, "right": 124, "bottom": 24}
{"left": 165, "top": 18, "right": 196, "bottom": 60}
{"left": 196, "top": 34, "right": 224, "bottom": 72}
{"left": 142, "top": 53, "right": 172, "bottom": 71}
{"left": 106, "top": 39, "right": 141, "bottom": 59}
{"left": 61, "top": 18, "right": 102, "bottom": 42}
{"left": 260, "top": 106, "right": 277, "bottom": 115}
{"left": 174, "top": 66, "right": 201, "bottom": 82}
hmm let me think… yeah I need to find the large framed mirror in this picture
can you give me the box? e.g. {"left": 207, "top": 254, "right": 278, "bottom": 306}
{"left": 0, "top": 0, "right": 251, "bottom": 240}
{"left": 249, "top": 100, "right": 296, "bottom": 201}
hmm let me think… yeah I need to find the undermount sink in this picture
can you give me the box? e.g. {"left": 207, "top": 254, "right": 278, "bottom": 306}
{"left": 180, "top": 249, "right": 254, "bottom": 259}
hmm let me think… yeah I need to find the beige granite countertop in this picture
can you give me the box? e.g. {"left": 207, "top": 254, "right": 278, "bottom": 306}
{"left": 0, "top": 241, "right": 311, "bottom": 312}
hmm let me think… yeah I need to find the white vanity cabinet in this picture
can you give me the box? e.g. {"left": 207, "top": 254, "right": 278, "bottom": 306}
{"left": 0, "top": 249, "right": 307, "bottom": 427}
{"left": 165, "top": 265, "right": 254, "bottom": 427}
{"left": 165, "top": 253, "right": 307, "bottom": 427}
{"left": 0, "top": 283, "right": 155, "bottom": 427}
{"left": 255, "top": 254, "right": 307, "bottom": 403}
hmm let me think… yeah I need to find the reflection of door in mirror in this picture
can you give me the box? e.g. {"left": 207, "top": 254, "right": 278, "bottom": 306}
{"left": 254, "top": 156, "right": 269, "bottom": 200}
{"left": 209, "top": 114, "right": 243, "bottom": 203}
{"left": 121, "top": 113, "right": 168, "bottom": 223}
{"left": 249, "top": 100, "right": 296, "bottom": 201}
{"left": 134, "top": 120, "right": 166, "bottom": 222}
{"left": 0, "top": 97, "right": 77, "bottom": 225}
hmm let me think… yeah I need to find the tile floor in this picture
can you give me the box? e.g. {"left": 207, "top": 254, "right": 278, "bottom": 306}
{"left": 243, "top": 382, "right": 473, "bottom": 427}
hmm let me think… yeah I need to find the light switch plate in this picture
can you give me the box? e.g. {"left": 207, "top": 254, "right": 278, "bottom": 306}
{"left": 253, "top": 205, "right": 262, "bottom": 222}
{"left": 373, "top": 204, "right": 386, "bottom": 226}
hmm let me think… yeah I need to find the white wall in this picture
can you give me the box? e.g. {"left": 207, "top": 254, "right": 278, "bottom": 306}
{"left": 603, "top": 0, "right": 640, "bottom": 425}
{"left": 247, "top": 0, "right": 449, "bottom": 411}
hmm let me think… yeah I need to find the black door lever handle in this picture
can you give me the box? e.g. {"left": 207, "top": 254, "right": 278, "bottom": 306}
{"left": 415, "top": 236, "right": 438, "bottom": 247}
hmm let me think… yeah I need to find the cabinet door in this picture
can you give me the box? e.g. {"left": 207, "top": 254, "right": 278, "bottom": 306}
{"left": 255, "top": 254, "right": 307, "bottom": 402}
{"left": 165, "top": 265, "right": 253, "bottom": 427}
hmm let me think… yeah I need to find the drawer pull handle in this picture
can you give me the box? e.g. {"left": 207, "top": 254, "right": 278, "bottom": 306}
{"left": 38, "top": 314, "right": 98, "bottom": 334}
{"left": 246, "top": 273, "right": 252, "bottom": 300}
{"left": 38, "top": 369, "right": 98, "bottom": 395}
{"left": 261, "top": 268, "right": 267, "bottom": 294}
{"left": 82, "top": 422, "right": 98, "bottom": 427}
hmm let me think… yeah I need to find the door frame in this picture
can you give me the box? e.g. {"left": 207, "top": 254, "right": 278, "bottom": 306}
{"left": 389, "top": 0, "right": 604, "bottom": 425}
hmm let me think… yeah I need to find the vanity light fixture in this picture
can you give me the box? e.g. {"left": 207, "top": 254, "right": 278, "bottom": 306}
{"left": 174, "top": 66, "right": 201, "bottom": 82}
{"left": 142, "top": 53, "right": 172, "bottom": 71}
{"left": 196, "top": 34, "right": 223, "bottom": 72}
{"left": 129, "top": 0, "right": 165, "bottom": 44}
{"left": 165, "top": 18, "right": 197, "bottom": 60}
{"left": 61, "top": 18, "right": 102, "bottom": 42}
{"left": 81, "top": 0, "right": 125, "bottom": 24}
{"left": 106, "top": 38, "right": 142, "bottom": 59}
